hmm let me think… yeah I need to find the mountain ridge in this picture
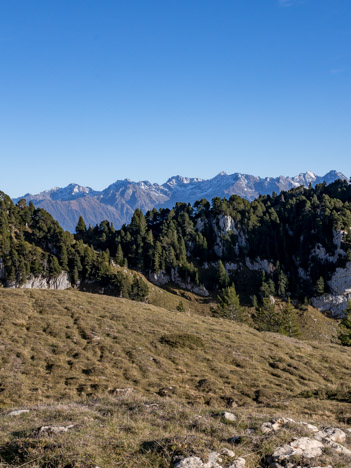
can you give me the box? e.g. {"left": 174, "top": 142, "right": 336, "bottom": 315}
{"left": 14, "top": 170, "right": 347, "bottom": 231}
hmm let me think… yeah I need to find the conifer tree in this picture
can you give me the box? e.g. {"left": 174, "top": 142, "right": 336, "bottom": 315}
{"left": 176, "top": 300, "right": 185, "bottom": 312}
{"left": 252, "top": 295, "right": 258, "bottom": 309}
{"left": 49, "top": 255, "right": 61, "bottom": 277}
{"left": 279, "top": 298, "right": 300, "bottom": 337}
{"left": 153, "top": 241, "right": 162, "bottom": 273}
{"left": 216, "top": 284, "right": 242, "bottom": 321}
{"left": 277, "top": 270, "right": 288, "bottom": 297}
{"left": 217, "top": 260, "right": 229, "bottom": 289}
{"left": 315, "top": 276, "right": 325, "bottom": 295}
{"left": 76, "top": 216, "right": 87, "bottom": 236}
{"left": 115, "top": 244, "right": 124, "bottom": 266}
{"left": 255, "top": 297, "right": 279, "bottom": 332}
{"left": 338, "top": 301, "right": 351, "bottom": 346}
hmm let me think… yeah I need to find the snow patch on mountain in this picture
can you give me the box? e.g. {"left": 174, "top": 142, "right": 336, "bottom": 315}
{"left": 13, "top": 170, "right": 347, "bottom": 232}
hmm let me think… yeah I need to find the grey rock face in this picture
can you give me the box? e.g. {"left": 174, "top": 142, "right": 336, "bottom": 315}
{"left": 312, "top": 261, "right": 351, "bottom": 316}
{"left": 12, "top": 271, "right": 72, "bottom": 290}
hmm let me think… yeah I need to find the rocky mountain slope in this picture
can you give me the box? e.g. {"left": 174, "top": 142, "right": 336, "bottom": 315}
{"left": 14, "top": 170, "right": 347, "bottom": 232}
{"left": 1, "top": 288, "right": 351, "bottom": 467}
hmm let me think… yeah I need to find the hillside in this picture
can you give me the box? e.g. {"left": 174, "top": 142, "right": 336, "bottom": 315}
{"left": 1, "top": 289, "right": 351, "bottom": 467}
{"left": 79, "top": 178, "right": 351, "bottom": 317}
{"left": 13, "top": 170, "right": 346, "bottom": 231}
{"left": 0, "top": 288, "right": 346, "bottom": 407}
{"left": 5, "top": 179, "right": 351, "bottom": 322}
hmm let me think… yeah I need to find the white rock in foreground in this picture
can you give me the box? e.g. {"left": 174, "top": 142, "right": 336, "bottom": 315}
{"left": 323, "top": 440, "right": 351, "bottom": 456}
{"left": 7, "top": 409, "right": 30, "bottom": 416}
{"left": 261, "top": 417, "right": 295, "bottom": 434}
{"left": 37, "top": 424, "right": 75, "bottom": 436}
{"left": 315, "top": 427, "right": 346, "bottom": 444}
{"left": 222, "top": 412, "right": 237, "bottom": 422}
{"left": 220, "top": 448, "right": 235, "bottom": 458}
{"left": 229, "top": 458, "right": 246, "bottom": 468}
{"left": 174, "top": 457, "right": 204, "bottom": 468}
{"left": 272, "top": 437, "right": 324, "bottom": 461}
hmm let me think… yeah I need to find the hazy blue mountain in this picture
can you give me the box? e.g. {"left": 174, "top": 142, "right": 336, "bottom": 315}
{"left": 14, "top": 170, "right": 347, "bottom": 232}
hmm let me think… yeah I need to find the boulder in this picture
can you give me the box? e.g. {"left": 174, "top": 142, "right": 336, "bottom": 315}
{"left": 220, "top": 448, "right": 235, "bottom": 458}
{"left": 300, "top": 422, "right": 319, "bottom": 433}
{"left": 222, "top": 412, "right": 237, "bottom": 422}
{"left": 271, "top": 437, "right": 324, "bottom": 462}
{"left": 174, "top": 457, "right": 204, "bottom": 468}
{"left": 229, "top": 458, "right": 246, "bottom": 468}
{"left": 322, "top": 440, "right": 351, "bottom": 456}
{"left": 315, "top": 427, "right": 346, "bottom": 444}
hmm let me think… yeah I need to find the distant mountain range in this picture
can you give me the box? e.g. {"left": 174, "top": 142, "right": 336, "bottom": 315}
{"left": 13, "top": 170, "right": 348, "bottom": 232}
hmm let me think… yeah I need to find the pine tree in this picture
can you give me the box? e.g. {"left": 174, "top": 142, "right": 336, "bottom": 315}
{"left": 59, "top": 243, "right": 68, "bottom": 270}
{"left": 176, "top": 300, "right": 185, "bottom": 312}
{"left": 71, "top": 266, "right": 79, "bottom": 285}
{"left": 130, "top": 275, "right": 149, "bottom": 301}
{"left": 153, "top": 241, "right": 162, "bottom": 273}
{"left": 277, "top": 270, "right": 288, "bottom": 297}
{"left": 130, "top": 209, "right": 147, "bottom": 237}
{"left": 315, "top": 276, "right": 325, "bottom": 295}
{"left": 216, "top": 284, "right": 242, "bottom": 321}
{"left": 49, "top": 255, "right": 61, "bottom": 277}
{"left": 76, "top": 216, "right": 87, "bottom": 236}
{"left": 279, "top": 298, "right": 300, "bottom": 337}
{"left": 115, "top": 244, "right": 124, "bottom": 266}
{"left": 338, "top": 301, "right": 351, "bottom": 346}
{"left": 255, "top": 297, "right": 279, "bottom": 332}
{"left": 260, "top": 277, "right": 275, "bottom": 299}
{"left": 217, "top": 260, "right": 229, "bottom": 289}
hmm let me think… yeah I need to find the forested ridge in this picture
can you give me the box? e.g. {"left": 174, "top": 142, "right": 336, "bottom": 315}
{"left": 0, "top": 192, "right": 148, "bottom": 300}
{"left": 78, "top": 179, "right": 351, "bottom": 302}
{"left": 2, "top": 179, "right": 351, "bottom": 307}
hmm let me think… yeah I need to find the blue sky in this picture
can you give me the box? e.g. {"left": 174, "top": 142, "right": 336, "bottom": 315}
{"left": 1, "top": 0, "right": 350, "bottom": 197}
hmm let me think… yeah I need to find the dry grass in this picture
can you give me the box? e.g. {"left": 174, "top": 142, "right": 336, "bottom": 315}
{"left": 0, "top": 289, "right": 351, "bottom": 466}
{"left": 1, "top": 393, "right": 351, "bottom": 467}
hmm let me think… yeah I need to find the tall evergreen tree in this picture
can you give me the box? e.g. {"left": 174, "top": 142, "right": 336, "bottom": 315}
{"left": 338, "top": 301, "right": 351, "bottom": 346}
{"left": 217, "top": 260, "right": 229, "bottom": 289}
{"left": 216, "top": 284, "right": 243, "bottom": 321}
{"left": 76, "top": 216, "right": 87, "bottom": 236}
{"left": 279, "top": 298, "right": 300, "bottom": 337}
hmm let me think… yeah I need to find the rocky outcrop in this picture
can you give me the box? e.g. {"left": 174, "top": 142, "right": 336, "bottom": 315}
{"left": 149, "top": 271, "right": 171, "bottom": 286}
{"left": 149, "top": 269, "right": 209, "bottom": 297}
{"left": 211, "top": 215, "right": 247, "bottom": 257}
{"left": 245, "top": 257, "right": 274, "bottom": 274}
{"left": 174, "top": 448, "right": 239, "bottom": 468}
{"left": 312, "top": 261, "right": 351, "bottom": 316}
{"left": 270, "top": 437, "right": 324, "bottom": 462}
{"left": 173, "top": 417, "right": 350, "bottom": 468}
{"left": 262, "top": 418, "right": 351, "bottom": 467}
{"left": 310, "top": 230, "right": 347, "bottom": 264}
{"left": 8, "top": 271, "right": 71, "bottom": 290}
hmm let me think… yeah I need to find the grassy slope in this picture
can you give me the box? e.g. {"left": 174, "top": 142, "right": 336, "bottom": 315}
{"left": 125, "top": 267, "right": 339, "bottom": 343}
{"left": 1, "top": 289, "right": 351, "bottom": 467}
{"left": 0, "top": 289, "right": 349, "bottom": 410}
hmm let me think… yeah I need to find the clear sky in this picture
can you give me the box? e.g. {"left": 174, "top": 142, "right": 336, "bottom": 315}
{"left": 1, "top": 0, "right": 351, "bottom": 197}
